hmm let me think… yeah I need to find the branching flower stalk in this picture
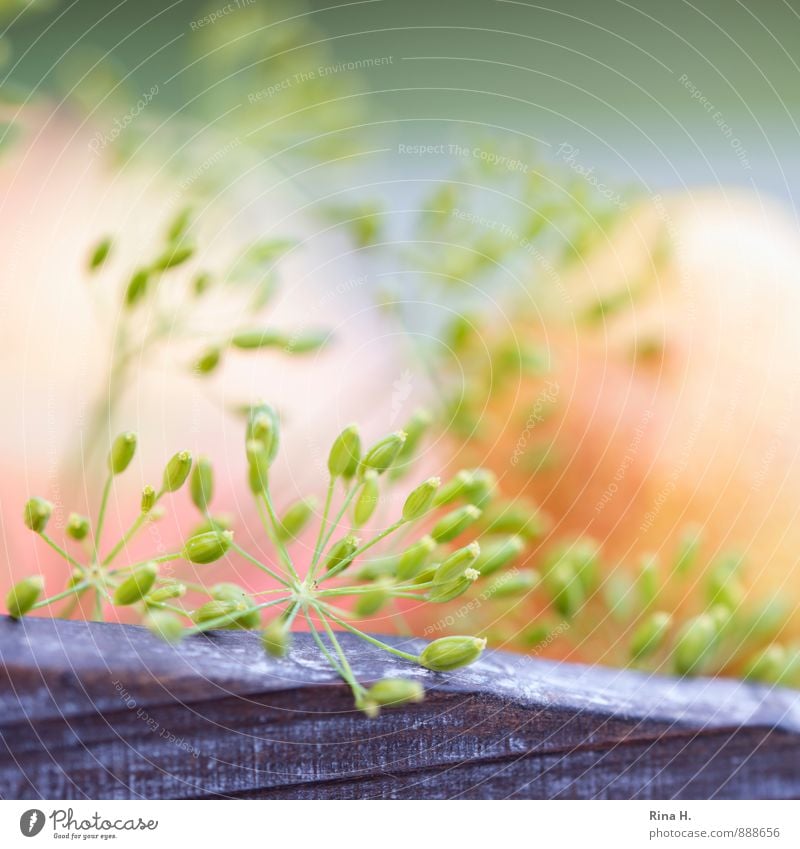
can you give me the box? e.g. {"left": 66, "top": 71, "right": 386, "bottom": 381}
{"left": 11, "top": 404, "right": 518, "bottom": 716}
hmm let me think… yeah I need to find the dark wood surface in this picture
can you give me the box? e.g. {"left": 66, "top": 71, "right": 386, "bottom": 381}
{"left": 1, "top": 614, "right": 798, "bottom": 799}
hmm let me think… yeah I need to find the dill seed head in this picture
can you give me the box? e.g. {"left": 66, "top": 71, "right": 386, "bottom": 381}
{"left": 190, "top": 456, "right": 214, "bottom": 512}
{"left": 354, "top": 586, "right": 390, "bottom": 617}
{"left": 745, "top": 644, "right": 790, "bottom": 684}
{"left": 630, "top": 611, "right": 672, "bottom": 660}
{"left": 88, "top": 236, "right": 112, "bottom": 271}
{"left": 247, "top": 404, "right": 280, "bottom": 464}
{"left": 544, "top": 561, "right": 584, "bottom": 619}
{"left": 210, "top": 583, "right": 249, "bottom": 602}
{"left": 433, "top": 542, "right": 480, "bottom": 586}
{"left": 285, "top": 329, "right": 329, "bottom": 354}
{"left": 276, "top": 497, "right": 316, "bottom": 541}
{"left": 195, "top": 347, "right": 221, "bottom": 374}
{"left": 145, "top": 582, "right": 186, "bottom": 604}
{"left": 361, "top": 431, "right": 407, "bottom": 475}
{"left": 673, "top": 613, "right": 718, "bottom": 676}
{"left": 6, "top": 575, "right": 44, "bottom": 618}
{"left": 151, "top": 244, "right": 194, "bottom": 271}
{"left": 402, "top": 477, "right": 440, "bottom": 521}
{"left": 463, "top": 468, "right": 497, "bottom": 508}
{"left": 325, "top": 534, "right": 360, "bottom": 572}
{"left": 419, "top": 636, "right": 486, "bottom": 671}
{"left": 108, "top": 431, "right": 137, "bottom": 475}
{"left": 231, "top": 329, "right": 285, "bottom": 350}
{"left": 396, "top": 535, "right": 436, "bottom": 582}
{"left": 431, "top": 504, "right": 481, "bottom": 543}
{"left": 328, "top": 424, "right": 362, "bottom": 479}
{"left": 140, "top": 485, "right": 156, "bottom": 513}
{"left": 432, "top": 470, "right": 473, "bottom": 507}
{"left": 262, "top": 619, "right": 291, "bottom": 657}
{"left": 365, "top": 678, "right": 424, "bottom": 710}
{"left": 481, "top": 499, "right": 546, "bottom": 539}
{"left": 144, "top": 610, "right": 184, "bottom": 643}
{"left": 390, "top": 409, "right": 431, "bottom": 479}
{"left": 66, "top": 513, "right": 90, "bottom": 541}
{"left": 193, "top": 599, "right": 259, "bottom": 630}
{"left": 23, "top": 497, "right": 52, "bottom": 533}
{"left": 353, "top": 472, "right": 379, "bottom": 527}
{"left": 124, "top": 268, "right": 150, "bottom": 308}
{"left": 472, "top": 535, "right": 524, "bottom": 576}
{"left": 182, "top": 529, "right": 233, "bottom": 564}
{"left": 491, "top": 569, "right": 540, "bottom": 598}
{"left": 113, "top": 563, "right": 158, "bottom": 606}
{"left": 166, "top": 206, "right": 193, "bottom": 243}
{"left": 163, "top": 451, "right": 192, "bottom": 492}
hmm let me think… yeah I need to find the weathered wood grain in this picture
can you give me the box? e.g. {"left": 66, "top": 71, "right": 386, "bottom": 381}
{"left": 1, "top": 615, "right": 798, "bottom": 799}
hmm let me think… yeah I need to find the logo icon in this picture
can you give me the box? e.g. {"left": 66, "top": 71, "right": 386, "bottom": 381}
{"left": 19, "top": 810, "right": 45, "bottom": 837}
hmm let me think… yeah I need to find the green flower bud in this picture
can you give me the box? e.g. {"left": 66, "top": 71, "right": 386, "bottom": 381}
{"left": 144, "top": 610, "right": 184, "bottom": 643}
{"left": 124, "top": 268, "right": 150, "bottom": 307}
{"left": 277, "top": 497, "right": 316, "bottom": 541}
{"left": 544, "top": 561, "right": 584, "bottom": 619}
{"left": 190, "top": 456, "right": 214, "bottom": 512}
{"left": 66, "top": 513, "right": 90, "bottom": 541}
{"left": 630, "top": 611, "right": 672, "bottom": 660}
{"left": 427, "top": 570, "right": 479, "bottom": 603}
{"left": 365, "top": 678, "right": 424, "bottom": 709}
{"left": 433, "top": 542, "right": 480, "bottom": 586}
{"left": 473, "top": 535, "right": 524, "bottom": 576}
{"left": 353, "top": 472, "right": 379, "bottom": 527}
{"left": 146, "top": 582, "right": 186, "bottom": 604}
{"left": 637, "top": 553, "right": 659, "bottom": 607}
{"left": 431, "top": 504, "right": 481, "bottom": 543}
{"left": 23, "top": 497, "right": 52, "bottom": 533}
{"left": 745, "top": 644, "right": 790, "bottom": 684}
{"left": 396, "top": 535, "right": 436, "bottom": 582}
{"left": 674, "top": 525, "right": 702, "bottom": 575}
{"left": 6, "top": 575, "right": 44, "bottom": 618}
{"left": 361, "top": 431, "right": 407, "bottom": 475}
{"left": 192, "top": 599, "right": 260, "bottom": 630}
{"left": 673, "top": 614, "right": 718, "bottom": 676}
{"left": 231, "top": 328, "right": 285, "bottom": 349}
{"left": 491, "top": 569, "right": 540, "bottom": 598}
{"left": 108, "top": 432, "right": 137, "bottom": 475}
{"left": 463, "top": 468, "right": 497, "bottom": 508}
{"left": 152, "top": 244, "right": 194, "bottom": 271}
{"left": 140, "top": 485, "right": 156, "bottom": 513}
{"left": 419, "top": 636, "right": 486, "bottom": 671}
{"left": 356, "top": 555, "right": 399, "bottom": 582}
{"left": 113, "top": 563, "right": 158, "bottom": 606}
{"left": 182, "top": 529, "right": 233, "bottom": 564}
{"left": 402, "top": 477, "right": 440, "bottom": 521}
{"left": 88, "top": 236, "right": 112, "bottom": 271}
{"left": 262, "top": 618, "right": 291, "bottom": 657}
{"left": 432, "top": 470, "right": 473, "bottom": 507}
{"left": 706, "top": 554, "right": 745, "bottom": 611}
{"left": 246, "top": 403, "right": 280, "bottom": 464}
{"left": 354, "top": 586, "right": 390, "bottom": 617}
{"left": 325, "top": 534, "right": 360, "bottom": 573}
{"left": 163, "top": 450, "right": 192, "bottom": 492}
{"left": 481, "top": 499, "right": 547, "bottom": 539}
{"left": 328, "top": 424, "right": 361, "bottom": 479}
{"left": 246, "top": 439, "right": 270, "bottom": 494}
{"left": 210, "top": 582, "right": 248, "bottom": 602}
{"left": 194, "top": 347, "right": 221, "bottom": 374}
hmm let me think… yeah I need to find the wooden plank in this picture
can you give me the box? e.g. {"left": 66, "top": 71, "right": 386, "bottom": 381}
{"left": 1, "top": 615, "right": 798, "bottom": 799}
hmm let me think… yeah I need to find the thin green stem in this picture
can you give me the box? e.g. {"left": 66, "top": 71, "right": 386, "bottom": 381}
{"left": 103, "top": 490, "right": 164, "bottom": 566}
{"left": 32, "top": 580, "right": 92, "bottom": 609}
{"left": 39, "top": 534, "right": 86, "bottom": 573}
{"left": 319, "top": 581, "right": 432, "bottom": 598}
{"left": 304, "top": 608, "right": 347, "bottom": 679}
{"left": 231, "top": 542, "right": 292, "bottom": 588}
{"left": 322, "top": 609, "right": 421, "bottom": 663}
{"left": 313, "top": 605, "right": 368, "bottom": 699}
{"left": 261, "top": 490, "right": 300, "bottom": 582}
{"left": 318, "top": 479, "right": 359, "bottom": 554}
{"left": 92, "top": 473, "right": 114, "bottom": 564}
{"left": 308, "top": 476, "right": 336, "bottom": 578}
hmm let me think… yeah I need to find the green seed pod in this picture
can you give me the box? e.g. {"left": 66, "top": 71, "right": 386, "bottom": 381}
{"left": 182, "top": 529, "right": 233, "bottom": 564}
{"left": 396, "top": 535, "right": 436, "bottom": 582}
{"left": 433, "top": 542, "right": 480, "bottom": 586}
{"left": 152, "top": 244, "right": 194, "bottom": 271}
{"left": 328, "top": 424, "right": 361, "bottom": 479}
{"left": 637, "top": 554, "right": 659, "bottom": 607}
{"left": 277, "top": 497, "right": 316, "bottom": 541}
{"left": 210, "top": 582, "right": 248, "bottom": 602}
{"left": 23, "top": 497, "right": 52, "bottom": 533}
{"left": 603, "top": 573, "right": 636, "bottom": 623}
{"left": 190, "top": 456, "right": 214, "bottom": 512}
{"left": 481, "top": 499, "right": 547, "bottom": 539}
{"left": 108, "top": 431, "right": 137, "bottom": 475}
{"left": 353, "top": 472, "right": 379, "bottom": 527}
{"left": 630, "top": 611, "right": 672, "bottom": 660}
{"left": 361, "top": 431, "right": 407, "bottom": 475}
{"left": 286, "top": 329, "right": 329, "bottom": 354}
{"left": 356, "top": 554, "right": 399, "bottom": 582}
{"left": 325, "top": 534, "right": 360, "bottom": 573}
{"left": 163, "top": 450, "right": 192, "bottom": 492}
{"left": 146, "top": 582, "right": 186, "bottom": 604}
{"left": 231, "top": 328, "right": 286, "bottom": 349}
{"left": 745, "top": 644, "right": 789, "bottom": 684}
{"left": 262, "top": 619, "right": 291, "bottom": 657}
{"left": 195, "top": 347, "right": 221, "bottom": 374}
{"left": 365, "top": 678, "right": 424, "bottom": 708}
{"left": 354, "top": 586, "right": 390, "bottom": 617}
{"left": 674, "top": 525, "right": 702, "bottom": 575}
{"left": 88, "top": 236, "right": 112, "bottom": 271}
{"left": 390, "top": 409, "right": 431, "bottom": 479}
{"left": 545, "top": 562, "right": 584, "bottom": 619}
{"left": 673, "top": 614, "right": 718, "bottom": 676}
{"left": 114, "top": 563, "right": 158, "bottom": 606}
{"left": 124, "top": 268, "right": 150, "bottom": 307}
{"left": 402, "top": 477, "right": 440, "bottom": 522}
{"left": 432, "top": 470, "right": 473, "bottom": 507}
{"left": 522, "top": 621, "right": 558, "bottom": 648}
{"left": 419, "top": 636, "right": 487, "bottom": 672}
{"left": 246, "top": 439, "right": 270, "bottom": 494}
{"left": 166, "top": 206, "right": 193, "bottom": 243}
{"left": 193, "top": 271, "right": 212, "bottom": 296}
{"left": 247, "top": 403, "right": 280, "bottom": 464}
{"left": 431, "top": 505, "right": 481, "bottom": 543}
{"left": 706, "top": 555, "right": 745, "bottom": 611}
{"left": 192, "top": 599, "right": 259, "bottom": 630}
{"left": 491, "top": 569, "right": 540, "bottom": 598}
{"left": 140, "top": 485, "right": 156, "bottom": 513}
{"left": 66, "top": 513, "right": 90, "bottom": 541}
{"left": 6, "top": 575, "right": 44, "bottom": 618}
{"left": 144, "top": 610, "right": 184, "bottom": 643}
{"left": 427, "top": 571, "right": 479, "bottom": 603}
{"left": 473, "top": 535, "right": 524, "bottom": 577}
{"left": 463, "top": 468, "right": 497, "bottom": 508}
